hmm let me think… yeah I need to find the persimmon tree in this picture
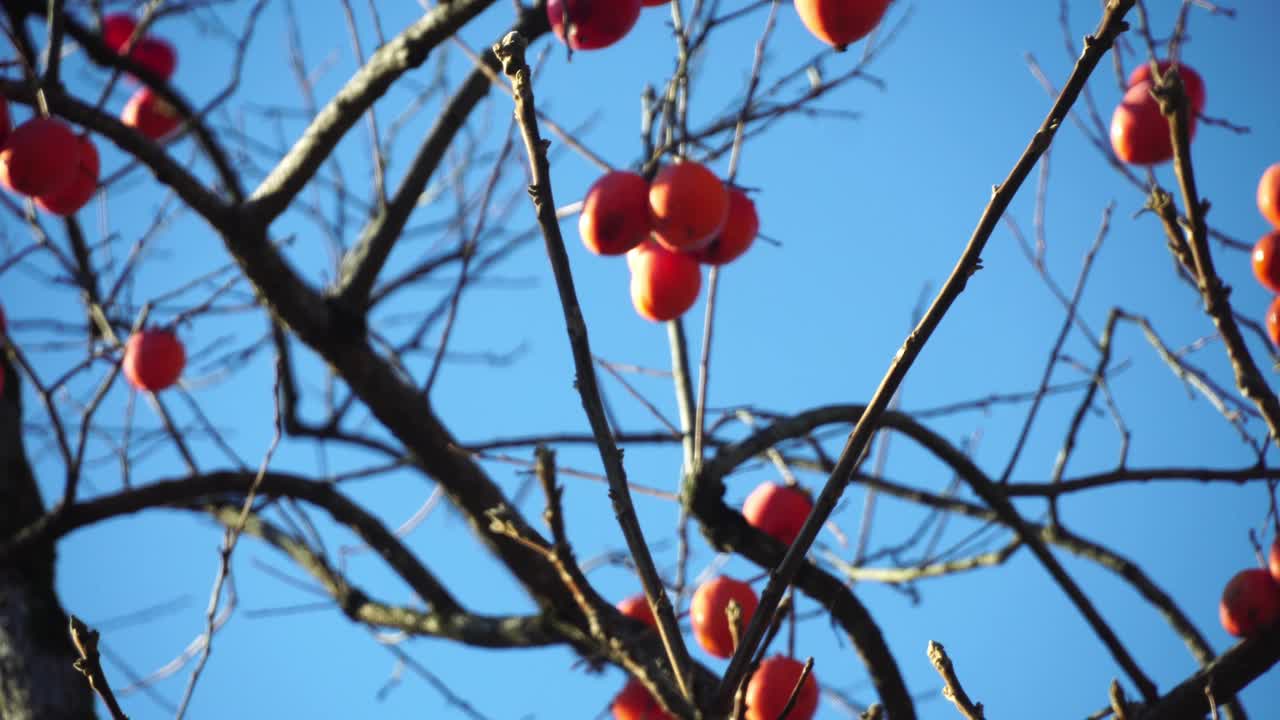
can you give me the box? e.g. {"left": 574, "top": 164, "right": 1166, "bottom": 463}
{"left": 1, "top": 1, "right": 1278, "bottom": 719}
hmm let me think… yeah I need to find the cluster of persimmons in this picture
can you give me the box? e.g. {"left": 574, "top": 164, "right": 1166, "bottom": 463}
{"left": 1250, "top": 163, "right": 1280, "bottom": 345}
{"left": 557, "top": 0, "right": 894, "bottom": 329}
{"left": 0, "top": 14, "right": 181, "bottom": 218}
{"left": 611, "top": 481, "right": 818, "bottom": 720}
{"left": 0, "top": 15, "right": 186, "bottom": 397}
{"left": 579, "top": 162, "right": 757, "bottom": 322}
{"left": 1106, "top": 61, "right": 1280, "bottom": 349}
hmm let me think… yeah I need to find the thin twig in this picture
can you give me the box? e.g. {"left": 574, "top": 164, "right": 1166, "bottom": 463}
{"left": 927, "top": 641, "right": 984, "bottom": 720}
{"left": 1151, "top": 64, "right": 1280, "bottom": 444}
{"left": 711, "top": 2, "right": 1139, "bottom": 709}
{"left": 69, "top": 616, "right": 130, "bottom": 720}
{"left": 492, "top": 32, "right": 696, "bottom": 710}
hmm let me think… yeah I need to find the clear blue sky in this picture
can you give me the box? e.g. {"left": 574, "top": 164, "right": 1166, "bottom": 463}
{"left": 8, "top": 1, "right": 1280, "bottom": 718}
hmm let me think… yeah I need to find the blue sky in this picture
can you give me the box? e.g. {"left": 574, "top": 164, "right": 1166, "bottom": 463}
{"left": 7, "top": 0, "right": 1280, "bottom": 718}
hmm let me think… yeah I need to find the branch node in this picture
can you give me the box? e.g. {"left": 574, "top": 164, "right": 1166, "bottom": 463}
{"left": 927, "top": 640, "right": 984, "bottom": 720}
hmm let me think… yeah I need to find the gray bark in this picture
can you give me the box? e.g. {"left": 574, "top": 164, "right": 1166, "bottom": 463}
{"left": 0, "top": 355, "right": 95, "bottom": 720}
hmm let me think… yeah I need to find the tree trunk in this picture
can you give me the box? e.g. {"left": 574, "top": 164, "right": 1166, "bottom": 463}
{"left": 0, "top": 355, "right": 96, "bottom": 720}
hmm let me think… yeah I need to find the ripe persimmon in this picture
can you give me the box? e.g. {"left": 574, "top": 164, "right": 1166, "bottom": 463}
{"left": 130, "top": 37, "right": 177, "bottom": 80}
{"left": 102, "top": 14, "right": 177, "bottom": 80}
{"left": 690, "top": 576, "right": 757, "bottom": 658}
{"left": 1110, "top": 80, "right": 1196, "bottom": 166}
{"left": 649, "top": 161, "right": 728, "bottom": 252}
{"left": 1219, "top": 568, "right": 1280, "bottom": 637}
{"left": 0, "top": 117, "right": 82, "bottom": 197}
{"left": 548, "top": 0, "right": 643, "bottom": 51}
{"left": 794, "top": 0, "right": 892, "bottom": 51}
{"left": 628, "top": 241, "right": 701, "bottom": 322}
{"left": 1128, "top": 60, "right": 1206, "bottom": 115}
{"left": 611, "top": 678, "right": 673, "bottom": 720}
{"left": 36, "top": 134, "right": 99, "bottom": 216}
{"left": 742, "top": 482, "right": 813, "bottom": 547}
{"left": 1252, "top": 231, "right": 1280, "bottom": 294}
{"left": 580, "top": 171, "right": 651, "bottom": 255}
{"left": 122, "top": 88, "right": 182, "bottom": 141}
{"left": 691, "top": 188, "right": 758, "bottom": 266}
{"left": 616, "top": 594, "right": 657, "bottom": 629}
{"left": 123, "top": 328, "right": 186, "bottom": 392}
{"left": 102, "top": 13, "right": 139, "bottom": 52}
{"left": 1258, "top": 163, "right": 1280, "bottom": 229}
{"left": 746, "top": 656, "right": 820, "bottom": 720}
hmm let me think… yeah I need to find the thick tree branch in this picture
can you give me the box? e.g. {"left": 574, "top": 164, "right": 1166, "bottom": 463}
{"left": 201, "top": 503, "right": 560, "bottom": 649}
{"left": 1134, "top": 623, "right": 1280, "bottom": 720}
{"left": 0, "top": 351, "right": 95, "bottom": 719}
{"left": 2, "top": 470, "right": 720, "bottom": 707}
{"left": 4, "top": 472, "right": 461, "bottom": 614}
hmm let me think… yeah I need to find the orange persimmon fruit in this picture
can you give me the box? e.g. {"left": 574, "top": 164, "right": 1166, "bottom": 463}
{"left": 649, "top": 160, "right": 728, "bottom": 252}
{"left": 794, "top": 0, "right": 892, "bottom": 51}
{"left": 580, "top": 171, "right": 651, "bottom": 256}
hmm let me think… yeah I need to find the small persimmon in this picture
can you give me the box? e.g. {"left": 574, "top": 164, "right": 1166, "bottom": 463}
{"left": 1128, "top": 60, "right": 1206, "bottom": 115}
{"left": 1258, "top": 163, "right": 1280, "bottom": 229}
{"left": 102, "top": 14, "right": 139, "bottom": 52}
{"left": 746, "top": 656, "right": 820, "bottom": 720}
{"left": 129, "top": 37, "right": 177, "bottom": 80}
{"left": 1267, "top": 297, "right": 1280, "bottom": 349}
{"left": 1110, "top": 80, "right": 1196, "bottom": 166}
{"left": 1252, "top": 231, "right": 1280, "bottom": 294}
{"left": 36, "top": 134, "right": 99, "bottom": 216}
{"left": 690, "top": 576, "right": 757, "bottom": 658}
{"left": 691, "top": 188, "right": 758, "bottom": 266}
{"left": 616, "top": 594, "right": 657, "bottom": 629}
{"left": 122, "top": 88, "right": 182, "bottom": 141}
{"left": 1219, "top": 568, "right": 1280, "bottom": 638}
{"left": 580, "top": 171, "right": 651, "bottom": 256}
{"left": 742, "top": 482, "right": 813, "bottom": 547}
{"left": 123, "top": 328, "right": 186, "bottom": 392}
{"left": 794, "top": 0, "right": 892, "bottom": 51}
{"left": 628, "top": 241, "right": 701, "bottom": 322}
{"left": 649, "top": 161, "right": 728, "bottom": 251}
{"left": 548, "top": 0, "right": 643, "bottom": 51}
{"left": 0, "top": 117, "right": 82, "bottom": 197}
{"left": 611, "top": 678, "right": 673, "bottom": 720}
